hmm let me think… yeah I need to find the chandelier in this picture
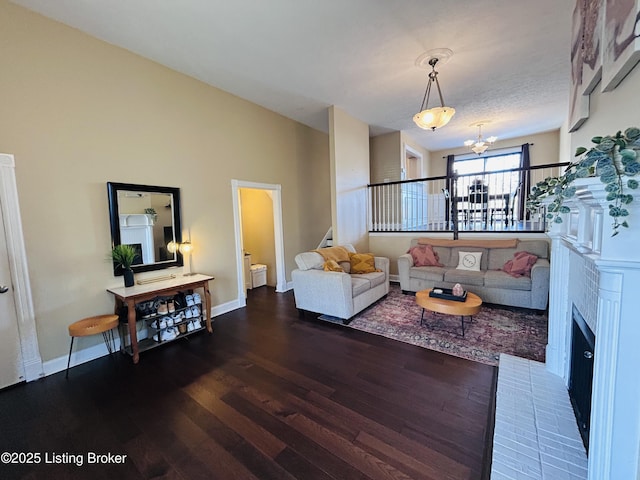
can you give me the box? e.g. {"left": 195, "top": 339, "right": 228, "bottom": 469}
{"left": 464, "top": 123, "right": 497, "bottom": 155}
{"left": 413, "top": 49, "right": 456, "bottom": 131}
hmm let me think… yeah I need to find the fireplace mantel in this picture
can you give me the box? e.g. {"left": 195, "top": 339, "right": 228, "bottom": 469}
{"left": 545, "top": 177, "right": 640, "bottom": 480}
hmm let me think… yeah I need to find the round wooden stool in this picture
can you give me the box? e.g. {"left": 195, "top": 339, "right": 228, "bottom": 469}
{"left": 66, "top": 314, "right": 119, "bottom": 378}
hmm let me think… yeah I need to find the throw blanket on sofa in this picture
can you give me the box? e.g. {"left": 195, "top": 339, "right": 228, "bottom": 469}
{"left": 312, "top": 246, "right": 351, "bottom": 263}
{"left": 417, "top": 238, "right": 517, "bottom": 248}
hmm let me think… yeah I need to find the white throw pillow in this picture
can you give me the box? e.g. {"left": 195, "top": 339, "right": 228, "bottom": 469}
{"left": 456, "top": 251, "right": 482, "bottom": 271}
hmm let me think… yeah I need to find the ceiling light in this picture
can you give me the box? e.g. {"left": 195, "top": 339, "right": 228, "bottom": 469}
{"left": 464, "top": 123, "right": 497, "bottom": 155}
{"left": 413, "top": 49, "right": 456, "bottom": 131}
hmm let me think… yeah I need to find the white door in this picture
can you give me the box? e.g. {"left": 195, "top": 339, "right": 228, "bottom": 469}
{"left": 0, "top": 204, "right": 25, "bottom": 389}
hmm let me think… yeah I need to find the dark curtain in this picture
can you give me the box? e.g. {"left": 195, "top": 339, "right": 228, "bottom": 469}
{"left": 445, "top": 154, "right": 456, "bottom": 232}
{"left": 520, "top": 143, "right": 531, "bottom": 220}
{"left": 446, "top": 154, "right": 455, "bottom": 178}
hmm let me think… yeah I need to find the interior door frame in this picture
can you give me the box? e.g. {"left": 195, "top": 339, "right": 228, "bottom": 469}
{"left": 403, "top": 143, "right": 424, "bottom": 180}
{"left": 231, "top": 180, "right": 287, "bottom": 307}
{"left": 0, "top": 154, "right": 43, "bottom": 382}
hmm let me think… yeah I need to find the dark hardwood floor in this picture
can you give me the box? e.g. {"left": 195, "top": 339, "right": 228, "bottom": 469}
{"left": 0, "top": 286, "right": 497, "bottom": 480}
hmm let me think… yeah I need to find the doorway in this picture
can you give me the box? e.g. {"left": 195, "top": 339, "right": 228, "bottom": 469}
{"left": 0, "top": 153, "right": 43, "bottom": 388}
{"left": 402, "top": 144, "right": 423, "bottom": 180}
{"left": 231, "top": 180, "right": 286, "bottom": 307}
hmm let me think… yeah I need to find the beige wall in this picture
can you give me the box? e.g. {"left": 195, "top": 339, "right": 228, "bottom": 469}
{"left": 569, "top": 66, "right": 640, "bottom": 156}
{"left": 401, "top": 131, "right": 430, "bottom": 178}
{"left": 329, "top": 106, "right": 370, "bottom": 251}
{"left": 429, "top": 130, "right": 562, "bottom": 176}
{"left": 0, "top": 2, "right": 330, "bottom": 362}
{"left": 240, "top": 188, "right": 276, "bottom": 286}
{"left": 370, "top": 132, "right": 401, "bottom": 184}
{"left": 369, "top": 131, "right": 430, "bottom": 184}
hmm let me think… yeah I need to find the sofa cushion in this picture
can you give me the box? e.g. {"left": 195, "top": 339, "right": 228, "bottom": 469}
{"left": 487, "top": 247, "right": 518, "bottom": 270}
{"left": 352, "top": 271, "right": 386, "bottom": 290}
{"left": 444, "top": 269, "right": 485, "bottom": 286}
{"left": 502, "top": 251, "right": 538, "bottom": 277}
{"left": 432, "top": 246, "right": 451, "bottom": 266}
{"left": 517, "top": 240, "right": 548, "bottom": 259}
{"left": 410, "top": 266, "right": 446, "bottom": 282}
{"left": 407, "top": 244, "right": 443, "bottom": 267}
{"left": 456, "top": 251, "right": 482, "bottom": 271}
{"left": 484, "top": 270, "right": 532, "bottom": 291}
{"left": 487, "top": 240, "right": 549, "bottom": 269}
{"left": 351, "top": 276, "right": 372, "bottom": 297}
{"left": 450, "top": 247, "right": 488, "bottom": 269}
{"left": 349, "top": 252, "right": 381, "bottom": 274}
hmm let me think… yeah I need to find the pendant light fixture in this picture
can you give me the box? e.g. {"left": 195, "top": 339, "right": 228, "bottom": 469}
{"left": 464, "top": 122, "right": 498, "bottom": 155}
{"left": 413, "top": 48, "right": 456, "bottom": 131}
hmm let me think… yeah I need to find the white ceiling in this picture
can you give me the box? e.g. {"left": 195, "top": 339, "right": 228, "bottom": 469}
{"left": 12, "top": 0, "right": 572, "bottom": 151}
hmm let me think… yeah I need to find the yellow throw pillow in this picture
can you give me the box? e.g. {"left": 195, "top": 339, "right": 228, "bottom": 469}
{"left": 349, "top": 252, "right": 381, "bottom": 274}
{"left": 323, "top": 260, "right": 344, "bottom": 272}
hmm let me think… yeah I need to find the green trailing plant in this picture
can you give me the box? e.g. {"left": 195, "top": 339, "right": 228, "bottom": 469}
{"left": 109, "top": 244, "right": 138, "bottom": 271}
{"left": 527, "top": 127, "right": 640, "bottom": 236}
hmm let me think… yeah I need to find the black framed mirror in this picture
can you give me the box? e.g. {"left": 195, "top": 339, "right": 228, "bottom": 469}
{"left": 107, "top": 182, "right": 183, "bottom": 275}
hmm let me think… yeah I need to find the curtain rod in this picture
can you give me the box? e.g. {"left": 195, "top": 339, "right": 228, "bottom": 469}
{"left": 442, "top": 142, "right": 534, "bottom": 159}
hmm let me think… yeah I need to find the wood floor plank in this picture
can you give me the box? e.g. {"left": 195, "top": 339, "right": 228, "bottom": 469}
{"left": 303, "top": 390, "right": 474, "bottom": 478}
{"left": 220, "top": 375, "right": 413, "bottom": 480}
{"left": 274, "top": 447, "right": 335, "bottom": 480}
{"left": 242, "top": 351, "right": 337, "bottom": 397}
{"left": 0, "top": 286, "right": 497, "bottom": 479}
{"left": 182, "top": 380, "right": 287, "bottom": 459}
{"left": 287, "top": 413, "right": 414, "bottom": 480}
{"left": 354, "top": 430, "right": 471, "bottom": 480}
{"left": 221, "top": 390, "right": 370, "bottom": 480}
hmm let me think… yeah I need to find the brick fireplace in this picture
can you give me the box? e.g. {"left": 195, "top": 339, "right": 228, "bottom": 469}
{"left": 544, "top": 178, "right": 640, "bottom": 479}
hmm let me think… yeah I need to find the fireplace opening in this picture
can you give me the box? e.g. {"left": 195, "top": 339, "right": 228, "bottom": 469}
{"left": 569, "top": 305, "right": 595, "bottom": 452}
{"left": 124, "top": 243, "right": 144, "bottom": 266}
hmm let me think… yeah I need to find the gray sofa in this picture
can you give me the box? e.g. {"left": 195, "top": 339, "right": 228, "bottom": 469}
{"left": 397, "top": 238, "right": 550, "bottom": 310}
{"left": 292, "top": 244, "right": 389, "bottom": 321}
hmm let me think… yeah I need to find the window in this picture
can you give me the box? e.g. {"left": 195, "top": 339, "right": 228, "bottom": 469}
{"left": 452, "top": 151, "right": 522, "bottom": 196}
{"left": 447, "top": 147, "right": 528, "bottom": 227}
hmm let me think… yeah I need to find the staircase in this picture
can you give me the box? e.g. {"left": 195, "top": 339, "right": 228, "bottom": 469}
{"left": 317, "top": 227, "right": 333, "bottom": 248}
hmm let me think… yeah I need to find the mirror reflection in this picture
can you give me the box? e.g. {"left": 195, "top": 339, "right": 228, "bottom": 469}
{"left": 107, "top": 182, "right": 183, "bottom": 274}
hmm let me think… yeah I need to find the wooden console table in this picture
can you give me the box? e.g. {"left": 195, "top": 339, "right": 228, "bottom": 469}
{"left": 107, "top": 273, "right": 213, "bottom": 363}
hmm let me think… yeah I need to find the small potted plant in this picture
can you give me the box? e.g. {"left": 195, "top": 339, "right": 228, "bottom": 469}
{"left": 110, "top": 244, "right": 138, "bottom": 287}
{"left": 144, "top": 207, "right": 158, "bottom": 223}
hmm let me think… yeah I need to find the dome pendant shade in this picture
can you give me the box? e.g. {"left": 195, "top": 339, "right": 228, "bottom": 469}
{"left": 413, "top": 106, "right": 456, "bottom": 131}
{"left": 413, "top": 52, "right": 455, "bottom": 131}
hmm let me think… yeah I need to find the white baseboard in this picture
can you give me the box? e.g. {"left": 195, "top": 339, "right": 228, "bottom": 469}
{"left": 44, "top": 298, "right": 248, "bottom": 378}
{"left": 43, "top": 336, "right": 124, "bottom": 377}
{"left": 276, "top": 280, "right": 293, "bottom": 292}
{"left": 211, "top": 298, "right": 244, "bottom": 317}
{"left": 389, "top": 274, "right": 399, "bottom": 283}
{"left": 24, "top": 357, "right": 45, "bottom": 381}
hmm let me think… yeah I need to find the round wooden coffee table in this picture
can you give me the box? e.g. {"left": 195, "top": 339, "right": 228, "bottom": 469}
{"left": 415, "top": 290, "right": 482, "bottom": 337}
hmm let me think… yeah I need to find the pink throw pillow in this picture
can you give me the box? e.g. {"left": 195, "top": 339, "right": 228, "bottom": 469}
{"left": 502, "top": 251, "right": 538, "bottom": 277}
{"left": 407, "top": 244, "right": 443, "bottom": 267}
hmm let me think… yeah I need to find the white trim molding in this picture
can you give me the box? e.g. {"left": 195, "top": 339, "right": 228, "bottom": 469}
{"left": 545, "top": 178, "right": 640, "bottom": 480}
{"left": 231, "top": 179, "right": 288, "bottom": 308}
{"left": 0, "top": 154, "right": 43, "bottom": 382}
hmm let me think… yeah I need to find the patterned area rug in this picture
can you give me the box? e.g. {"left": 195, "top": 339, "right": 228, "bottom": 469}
{"left": 345, "top": 285, "right": 547, "bottom": 366}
